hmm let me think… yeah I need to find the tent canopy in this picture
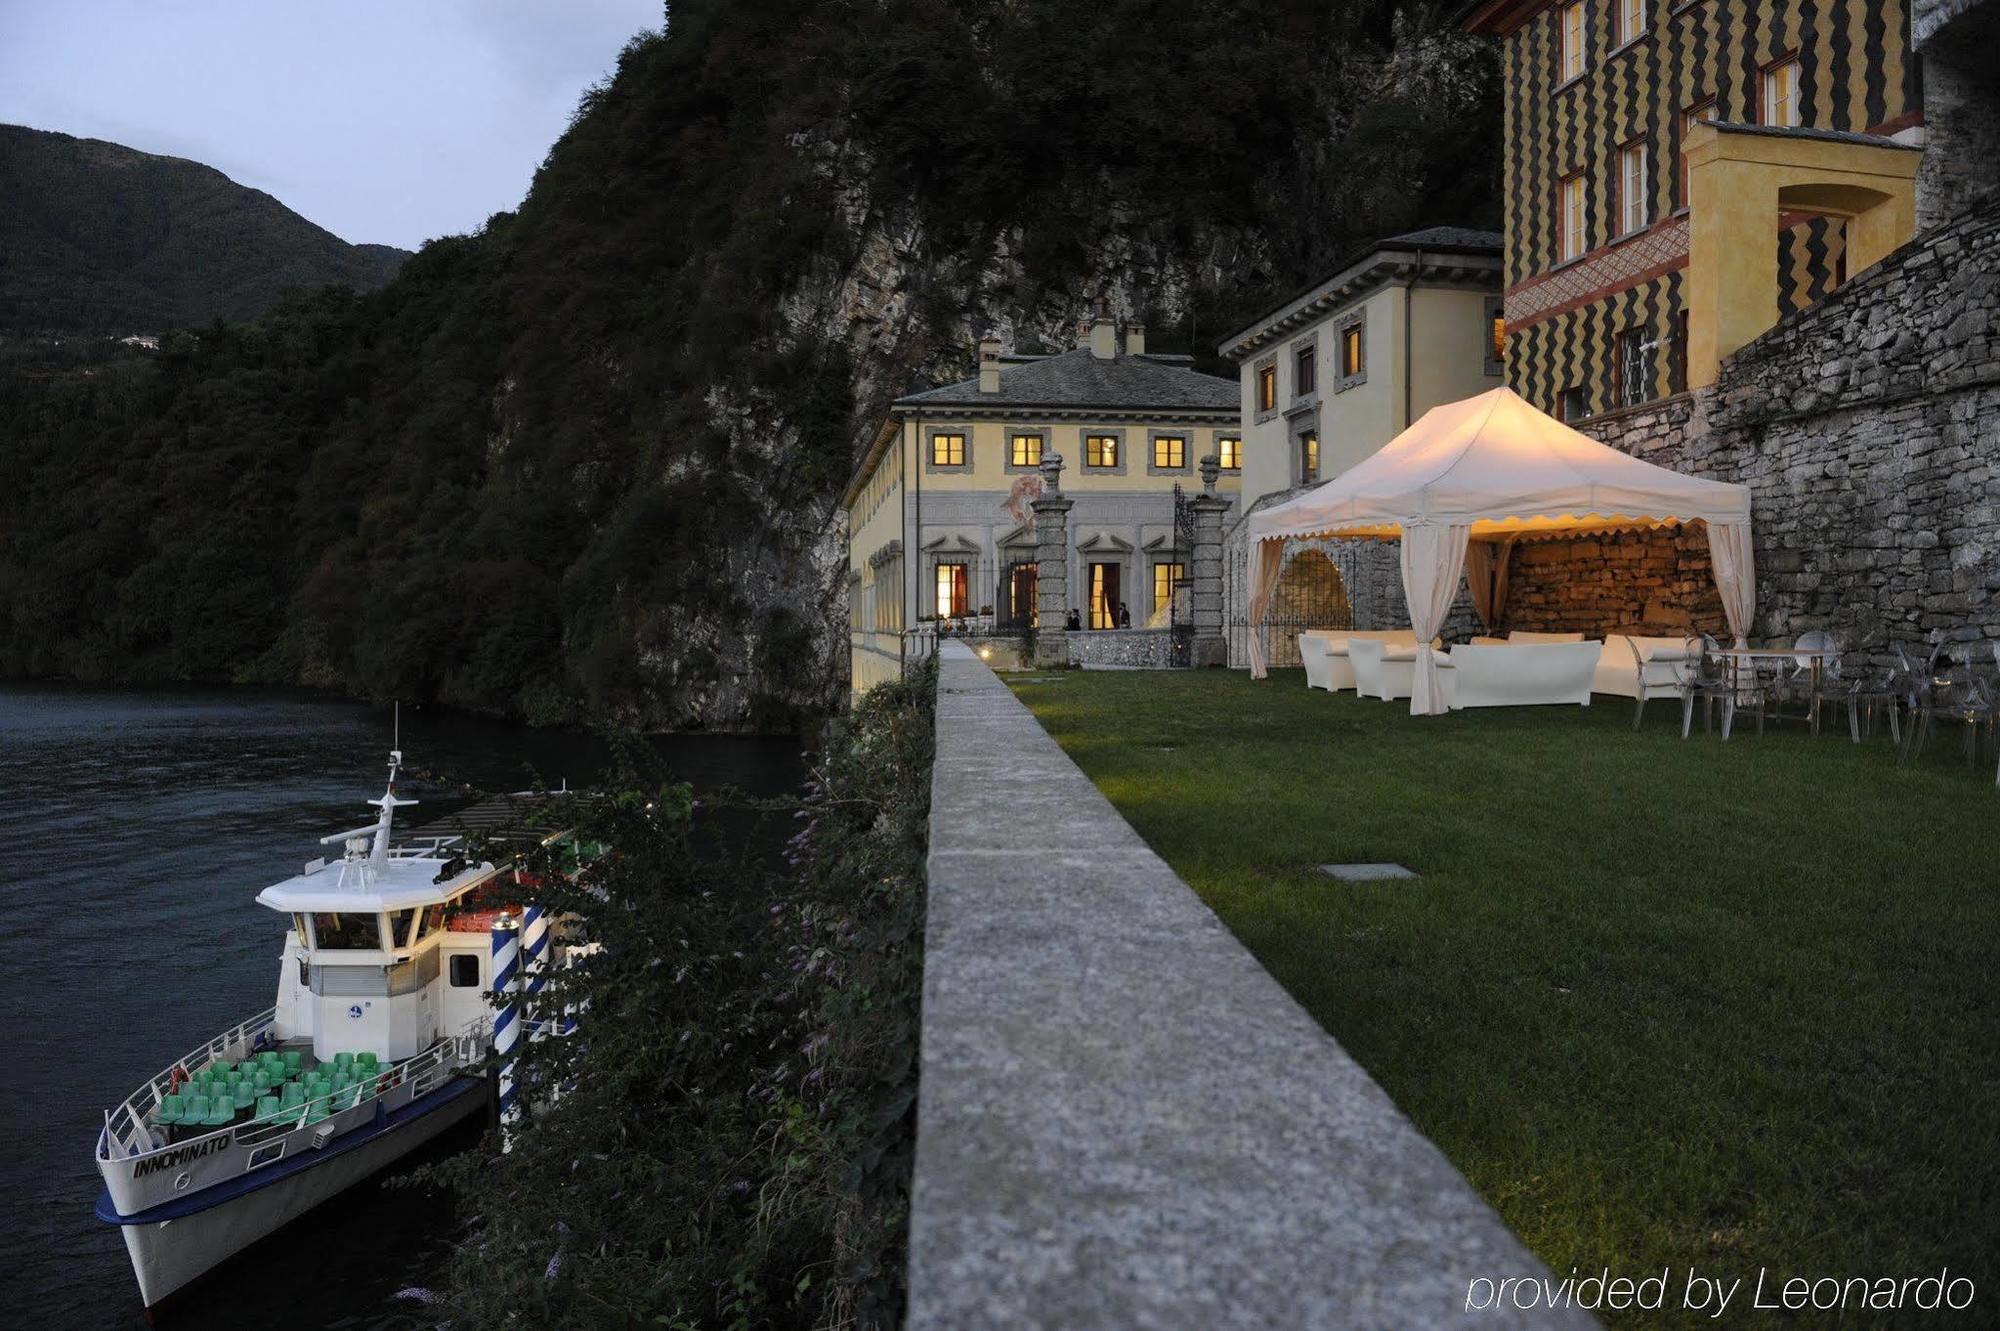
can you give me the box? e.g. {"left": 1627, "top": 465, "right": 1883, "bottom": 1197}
{"left": 1247, "top": 387, "right": 1749, "bottom": 544}
{"left": 1243, "top": 387, "right": 1755, "bottom": 711}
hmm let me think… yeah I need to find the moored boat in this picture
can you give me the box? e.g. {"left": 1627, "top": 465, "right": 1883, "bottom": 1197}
{"left": 93, "top": 748, "right": 575, "bottom": 1315}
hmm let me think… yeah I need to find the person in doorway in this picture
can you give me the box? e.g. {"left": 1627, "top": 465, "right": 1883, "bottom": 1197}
{"left": 1117, "top": 602, "right": 1131, "bottom": 628}
{"left": 1065, "top": 608, "right": 1081, "bottom": 631}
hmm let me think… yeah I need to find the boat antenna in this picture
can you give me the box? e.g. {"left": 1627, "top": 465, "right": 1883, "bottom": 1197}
{"left": 368, "top": 702, "right": 416, "bottom": 868}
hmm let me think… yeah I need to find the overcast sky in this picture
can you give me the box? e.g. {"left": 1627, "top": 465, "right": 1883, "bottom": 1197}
{"left": 0, "top": 0, "right": 663, "bottom": 250}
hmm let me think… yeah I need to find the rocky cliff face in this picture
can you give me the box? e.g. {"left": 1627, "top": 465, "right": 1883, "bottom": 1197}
{"left": 0, "top": 1, "right": 1499, "bottom": 731}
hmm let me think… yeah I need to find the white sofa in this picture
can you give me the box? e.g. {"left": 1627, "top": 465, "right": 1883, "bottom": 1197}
{"left": 1505, "top": 630, "right": 1588, "bottom": 644}
{"left": 1445, "top": 642, "right": 1602, "bottom": 708}
{"left": 1350, "top": 638, "right": 1456, "bottom": 704}
{"left": 1299, "top": 629, "right": 1425, "bottom": 691}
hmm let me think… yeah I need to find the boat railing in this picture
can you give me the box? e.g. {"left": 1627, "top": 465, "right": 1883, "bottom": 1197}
{"left": 97, "top": 1007, "right": 278, "bottom": 1161}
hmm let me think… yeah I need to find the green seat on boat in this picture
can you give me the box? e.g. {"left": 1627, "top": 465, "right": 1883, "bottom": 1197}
{"left": 334, "top": 1052, "right": 354, "bottom": 1072}
{"left": 182, "top": 1094, "right": 210, "bottom": 1123}
{"left": 231, "top": 1080, "right": 257, "bottom": 1109}
{"left": 279, "top": 1083, "right": 304, "bottom": 1109}
{"left": 355, "top": 1050, "right": 379, "bottom": 1069}
{"left": 304, "top": 1098, "right": 330, "bottom": 1125}
{"left": 254, "top": 1094, "right": 282, "bottom": 1121}
{"left": 282, "top": 1050, "right": 303, "bottom": 1073}
{"left": 155, "top": 1093, "right": 186, "bottom": 1125}
{"left": 206, "top": 1095, "right": 236, "bottom": 1127}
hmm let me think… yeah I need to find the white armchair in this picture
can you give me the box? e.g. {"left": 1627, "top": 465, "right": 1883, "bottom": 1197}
{"left": 1298, "top": 632, "right": 1340, "bottom": 690}
{"left": 1301, "top": 629, "right": 1423, "bottom": 692}
{"left": 1351, "top": 638, "right": 1456, "bottom": 704}
{"left": 1594, "top": 634, "right": 1696, "bottom": 726}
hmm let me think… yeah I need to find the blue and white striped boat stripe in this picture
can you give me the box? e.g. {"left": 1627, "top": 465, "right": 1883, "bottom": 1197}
{"left": 491, "top": 920, "right": 521, "bottom": 1118}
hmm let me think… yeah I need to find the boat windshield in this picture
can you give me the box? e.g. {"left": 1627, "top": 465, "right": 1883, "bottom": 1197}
{"left": 311, "top": 912, "right": 382, "bottom": 950}
{"left": 388, "top": 907, "right": 419, "bottom": 948}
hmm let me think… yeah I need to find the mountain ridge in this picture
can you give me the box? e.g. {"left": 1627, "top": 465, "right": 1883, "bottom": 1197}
{"left": 0, "top": 123, "right": 410, "bottom": 333}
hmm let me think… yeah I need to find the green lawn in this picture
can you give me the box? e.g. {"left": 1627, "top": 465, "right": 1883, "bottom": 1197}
{"left": 1007, "top": 668, "right": 1997, "bottom": 1328}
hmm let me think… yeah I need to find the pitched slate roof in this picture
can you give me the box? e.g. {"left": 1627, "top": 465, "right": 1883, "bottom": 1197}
{"left": 1380, "top": 226, "right": 1504, "bottom": 251}
{"left": 893, "top": 348, "right": 1238, "bottom": 413}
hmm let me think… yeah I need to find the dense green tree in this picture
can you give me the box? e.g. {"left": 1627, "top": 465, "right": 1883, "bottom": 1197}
{"left": 0, "top": 1, "right": 1499, "bottom": 728}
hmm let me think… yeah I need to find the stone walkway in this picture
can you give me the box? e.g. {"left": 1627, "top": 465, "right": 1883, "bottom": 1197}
{"left": 907, "top": 642, "right": 1597, "bottom": 1329}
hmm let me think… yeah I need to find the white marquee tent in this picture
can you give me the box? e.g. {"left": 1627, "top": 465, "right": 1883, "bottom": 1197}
{"left": 1245, "top": 387, "right": 1755, "bottom": 714}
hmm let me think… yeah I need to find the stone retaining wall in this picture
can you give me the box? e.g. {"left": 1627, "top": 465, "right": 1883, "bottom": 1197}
{"left": 1063, "top": 625, "right": 1174, "bottom": 668}
{"left": 908, "top": 641, "right": 1593, "bottom": 1330}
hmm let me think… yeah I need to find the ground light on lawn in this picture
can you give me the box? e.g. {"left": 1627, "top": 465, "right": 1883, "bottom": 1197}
{"left": 1007, "top": 668, "right": 1998, "bottom": 1330}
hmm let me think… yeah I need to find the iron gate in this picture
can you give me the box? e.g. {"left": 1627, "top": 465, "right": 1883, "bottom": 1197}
{"left": 1220, "top": 538, "right": 1361, "bottom": 669}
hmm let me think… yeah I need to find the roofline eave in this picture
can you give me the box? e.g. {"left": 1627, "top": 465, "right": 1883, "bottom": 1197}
{"left": 1217, "top": 248, "right": 1504, "bottom": 362}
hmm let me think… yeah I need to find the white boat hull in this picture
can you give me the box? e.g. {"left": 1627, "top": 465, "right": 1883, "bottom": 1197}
{"left": 109, "top": 1077, "right": 487, "bottom": 1311}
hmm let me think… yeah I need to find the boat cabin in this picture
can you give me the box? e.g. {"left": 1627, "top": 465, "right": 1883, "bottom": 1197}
{"left": 255, "top": 759, "right": 561, "bottom": 1062}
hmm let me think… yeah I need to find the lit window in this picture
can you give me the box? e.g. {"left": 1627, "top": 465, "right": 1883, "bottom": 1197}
{"left": 1761, "top": 57, "right": 1801, "bottom": 127}
{"left": 1680, "top": 101, "right": 1715, "bottom": 207}
{"left": 1614, "top": 0, "right": 1645, "bottom": 46}
{"left": 1559, "top": 1, "right": 1587, "bottom": 83}
{"left": 1009, "top": 432, "right": 1042, "bottom": 467}
{"left": 1299, "top": 431, "right": 1320, "bottom": 484}
{"left": 1153, "top": 435, "right": 1186, "bottom": 469}
{"left": 1256, "top": 363, "right": 1277, "bottom": 412}
{"left": 1614, "top": 327, "right": 1654, "bottom": 408}
{"left": 1088, "top": 562, "right": 1121, "bottom": 629}
{"left": 934, "top": 562, "right": 969, "bottom": 618}
{"left": 1217, "top": 436, "right": 1242, "bottom": 470}
{"left": 1085, "top": 433, "right": 1119, "bottom": 468}
{"left": 1484, "top": 297, "right": 1506, "bottom": 374}
{"left": 1152, "top": 562, "right": 1186, "bottom": 614}
{"left": 1340, "top": 322, "right": 1364, "bottom": 378}
{"left": 930, "top": 432, "right": 965, "bottom": 466}
{"left": 1559, "top": 172, "right": 1587, "bottom": 262}
{"left": 1618, "top": 142, "right": 1649, "bottom": 235}
{"left": 1006, "top": 562, "right": 1039, "bottom": 628}
{"left": 1294, "top": 344, "right": 1316, "bottom": 396}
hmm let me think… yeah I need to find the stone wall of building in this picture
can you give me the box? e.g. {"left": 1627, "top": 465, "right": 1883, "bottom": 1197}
{"left": 1569, "top": 191, "right": 2000, "bottom": 661}
{"left": 1064, "top": 627, "right": 1176, "bottom": 668}
{"left": 1914, "top": 0, "right": 2000, "bottom": 230}
{"left": 1503, "top": 528, "right": 1729, "bottom": 638}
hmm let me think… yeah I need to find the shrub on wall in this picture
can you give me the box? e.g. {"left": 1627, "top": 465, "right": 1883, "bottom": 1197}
{"left": 418, "top": 658, "right": 935, "bottom": 1329}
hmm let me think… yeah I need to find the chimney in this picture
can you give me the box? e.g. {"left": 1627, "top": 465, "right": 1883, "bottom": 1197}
{"left": 1125, "top": 322, "right": 1146, "bottom": 357}
{"left": 1088, "top": 297, "right": 1116, "bottom": 361}
{"left": 978, "top": 337, "right": 1003, "bottom": 393}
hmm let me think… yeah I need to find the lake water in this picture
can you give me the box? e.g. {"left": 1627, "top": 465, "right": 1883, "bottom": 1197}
{"left": 0, "top": 684, "right": 804, "bottom": 1327}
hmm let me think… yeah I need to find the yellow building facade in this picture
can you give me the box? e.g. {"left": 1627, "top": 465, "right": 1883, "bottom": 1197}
{"left": 1464, "top": 0, "right": 1923, "bottom": 415}
{"left": 845, "top": 313, "right": 1240, "bottom": 694}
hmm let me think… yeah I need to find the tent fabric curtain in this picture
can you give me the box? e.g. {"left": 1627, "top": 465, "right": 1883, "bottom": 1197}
{"left": 1400, "top": 523, "right": 1472, "bottom": 715}
{"left": 1464, "top": 537, "right": 1515, "bottom": 632}
{"left": 1706, "top": 520, "right": 1756, "bottom": 646}
{"left": 1245, "top": 538, "right": 1287, "bottom": 679}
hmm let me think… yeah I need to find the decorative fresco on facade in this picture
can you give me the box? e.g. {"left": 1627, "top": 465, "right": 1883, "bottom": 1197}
{"left": 1479, "top": 0, "right": 1919, "bottom": 416}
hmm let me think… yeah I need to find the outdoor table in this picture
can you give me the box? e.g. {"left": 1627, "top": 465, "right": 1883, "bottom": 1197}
{"left": 1709, "top": 646, "right": 1837, "bottom": 730}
